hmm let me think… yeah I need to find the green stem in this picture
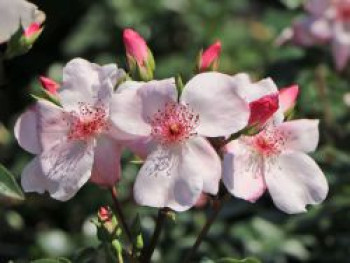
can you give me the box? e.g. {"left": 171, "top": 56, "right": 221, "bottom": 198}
{"left": 183, "top": 193, "right": 230, "bottom": 263}
{"left": 109, "top": 186, "right": 133, "bottom": 245}
{"left": 141, "top": 208, "right": 167, "bottom": 263}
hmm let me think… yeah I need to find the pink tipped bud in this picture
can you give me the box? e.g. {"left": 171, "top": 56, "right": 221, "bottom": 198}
{"left": 123, "top": 28, "right": 155, "bottom": 81}
{"left": 199, "top": 41, "right": 222, "bottom": 72}
{"left": 248, "top": 93, "right": 279, "bottom": 126}
{"left": 279, "top": 84, "right": 299, "bottom": 113}
{"left": 98, "top": 206, "right": 112, "bottom": 222}
{"left": 24, "top": 22, "right": 41, "bottom": 38}
{"left": 123, "top": 28, "right": 149, "bottom": 66}
{"left": 39, "top": 76, "right": 60, "bottom": 95}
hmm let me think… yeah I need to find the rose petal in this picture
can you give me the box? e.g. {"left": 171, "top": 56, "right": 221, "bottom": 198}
{"left": 59, "top": 58, "right": 123, "bottom": 111}
{"left": 0, "top": 0, "right": 45, "bottom": 43}
{"left": 235, "top": 77, "right": 278, "bottom": 103}
{"left": 21, "top": 157, "right": 57, "bottom": 194}
{"left": 90, "top": 135, "right": 122, "bottom": 187}
{"left": 277, "top": 119, "right": 319, "bottom": 153}
{"left": 39, "top": 140, "right": 95, "bottom": 201}
{"left": 222, "top": 140, "right": 266, "bottom": 202}
{"left": 248, "top": 93, "right": 279, "bottom": 126}
{"left": 110, "top": 78, "right": 177, "bottom": 138}
{"left": 181, "top": 72, "right": 249, "bottom": 137}
{"left": 183, "top": 137, "right": 221, "bottom": 195}
{"left": 133, "top": 144, "right": 203, "bottom": 211}
{"left": 265, "top": 151, "right": 328, "bottom": 214}
{"left": 14, "top": 106, "right": 41, "bottom": 154}
{"left": 332, "top": 23, "right": 350, "bottom": 71}
{"left": 36, "top": 99, "right": 70, "bottom": 152}
{"left": 279, "top": 84, "right": 299, "bottom": 113}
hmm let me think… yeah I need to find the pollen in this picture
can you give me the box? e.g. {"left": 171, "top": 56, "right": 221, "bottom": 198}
{"left": 67, "top": 102, "right": 109, "bottom": 141}
{"left": 149, "top": 101, "right": 199, "bottom": 144}
{"left": 243, "top": 128, "right": 287, "bottom": 157}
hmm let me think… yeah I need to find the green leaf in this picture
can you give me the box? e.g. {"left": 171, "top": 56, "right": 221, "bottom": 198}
{"left": 216, "top": 257, "right": 261, "bottom": 263}
{"left": 0, "top": 164, "right": 24, "bottom": 203}
{"left": 31, "top": 258, "right": 71, "bottom": 263}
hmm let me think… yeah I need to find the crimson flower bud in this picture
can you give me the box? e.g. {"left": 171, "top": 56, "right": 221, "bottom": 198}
{"left": 279, "top": 84, "right": 299, "bottom": 113}
{"left": 123, "top": 28, "right": 155, "bottom": 81}
{"left": 39, "top": 76, "right": 60, "bottom": 95}
{"left": 248, "top": 93, "right": 279, "bottom": 127}
{"left": 198, "top": 41, "right": 222, "bottom": 72}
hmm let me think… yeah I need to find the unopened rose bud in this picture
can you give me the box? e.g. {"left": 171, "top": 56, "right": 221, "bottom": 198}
{"left": 5, "top": 22, "right": 43, "bottom": 59}
{"left": 24, "top": 22, "right": 41, "bottom": 38}
{"left": 123, "top": 28, "right": 155, "bottom": 81}
{"left": 39, "top": 76, "right": 60, "bottom": 95}
{"left": 96, "top": 206, "right": 121, "bottom": 241}
{"left": 279, "top": 84, "right": 299, "bottom": 113}
{"left": 198, "top": 41, "right": 221, "bottom": 72}
{"left": 98, "top": 206, "right": 112, "bottom": 222}
{"left": 248, "top": 93, "right": 279, "bottom": 127}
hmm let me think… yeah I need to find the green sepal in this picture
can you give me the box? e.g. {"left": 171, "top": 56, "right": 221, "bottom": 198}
{"left": 112, "top": 240, "right": 124, "bottom": 263}
{"left": 5, "top": 25, "right": 43, "bottom": 59}
{"left": 195, "top": 49, "right": 203, "bottom": 73}
{"left": 30, "top": 92, "right": 61, "bottom": 107}
{"left": 284, "top": 107, "right": 296, "bottom": 121}
{"left": 130, "top": 213, "right": 144, "bottom": 256}
{"left": 96, "top": 209, "right": 122, "bottom": 243}
{"left": 175, "top": 74, "right": 184, "bottom": 100}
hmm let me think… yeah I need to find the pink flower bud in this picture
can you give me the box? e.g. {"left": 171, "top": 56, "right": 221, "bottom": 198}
{"left": 24, "top": 22, "right": 41, "bottom": 38}
{"left": 123, "top": 28, "right": 149, "bottom": 66}
{"left": 199, "top": 41, "right": 222, "bottom": 72}
{"left": 39, "top": 76, "right": 60, "bottom": 95}
{"left": 98, "top": 206, "right": 112, "bottom": 222}
{"left": 248, "top": 93, "right": 279, "bottom": 126}
{"left": 279, "top": 84, "right": 299, "bottom": 113}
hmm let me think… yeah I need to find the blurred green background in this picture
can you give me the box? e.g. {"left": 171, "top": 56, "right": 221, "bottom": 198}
{"left": 1, "top": 0, "right": 350, "bottom": 262}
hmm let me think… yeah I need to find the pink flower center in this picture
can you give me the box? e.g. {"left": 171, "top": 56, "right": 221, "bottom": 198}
{"left": 336, "top": 0, "right": 350, "bottom": 21}
{"left": 149, "top": 102, "right": 199, "bottom": 144}
{"left": 67, "top": 103, "right": 109, "bottom": 141}
{"left": 244, "top": 128, "right": 287, "bottom": 157}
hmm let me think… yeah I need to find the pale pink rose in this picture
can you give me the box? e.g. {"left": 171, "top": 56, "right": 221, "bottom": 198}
{"left": 15, "top": 58, "right": 129, "bottom": 201}
{"left": 222, "top": 119, "right": 328, "bottom": 214}
{"left": 279, "top": 84, "right": 299, "bottom": 113}
{"left": 123, "top": 28, "right": 149, "bottom": 66}
{"left": 199, "top": 41, "right": 222, "bottom": 72}
{"left": 39, "top": 76, "right": 60, "bottom": 95}
{"left": 0, "top": 0, "right": 45, "bottom": 43}
{"left": 23, "top": 22, "right": 41, "bottom": 38}
{"left": 278, "top": 0, "right": 350, "bottom": 70}
{"left": 110, "top": 72, "right": 250, "bottom": 211}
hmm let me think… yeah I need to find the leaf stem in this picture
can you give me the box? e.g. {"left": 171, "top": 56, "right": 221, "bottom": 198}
{"left": 142, "top": 208, "right": 167, "bottom": 263}
{"left": 183, "top": 193, "right": 230, "bottom": 263}
{"left": 109, "top": 186, "right": 133, "bottom": 245}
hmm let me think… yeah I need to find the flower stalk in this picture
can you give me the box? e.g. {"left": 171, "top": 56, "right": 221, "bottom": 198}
{"left": 183, "top": 192, "right": 230, "bottom": 263}
{"left": 141, "top": 208, "right": 168, "bottom": 263}
{"left": 109, "top": 186, "right": 133, "bottom": 246}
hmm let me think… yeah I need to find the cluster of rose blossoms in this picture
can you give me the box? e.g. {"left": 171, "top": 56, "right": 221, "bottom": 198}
{"left": 278, "top": 0, "right": 350, "bottom": 71}
{"left": 14, "top": 28, "right": 328, "bottom": 214}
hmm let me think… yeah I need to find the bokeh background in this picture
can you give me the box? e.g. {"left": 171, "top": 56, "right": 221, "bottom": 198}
{"left": 1, "top": 0, "right": 349, "bottom": 262}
